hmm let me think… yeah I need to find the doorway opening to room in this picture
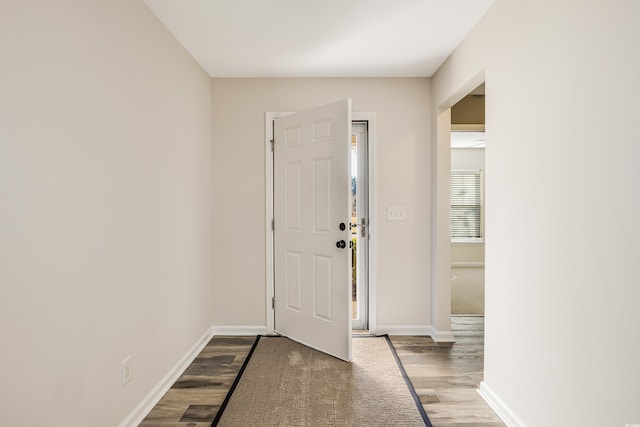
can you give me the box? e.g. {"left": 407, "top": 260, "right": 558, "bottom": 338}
{"left": 443, "top": 82, "right": 488, "bottom": 396}
{"left": 450, "top": 84, "right": 486, "bottom": 318}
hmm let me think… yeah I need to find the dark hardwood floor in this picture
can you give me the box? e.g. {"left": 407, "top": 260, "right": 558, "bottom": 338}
{"left": 139, "top": 336, "right": 256, "bottom": 427}
{"left": 141, "top": 316, "right": 503, "bottom": 426}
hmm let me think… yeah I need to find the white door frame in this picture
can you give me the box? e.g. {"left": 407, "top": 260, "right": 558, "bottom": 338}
{"left": 265, "top": 112, "right": 377, "bottom": 335}
{"left": 351, "top": 121, "right": 370, "bottom": 330}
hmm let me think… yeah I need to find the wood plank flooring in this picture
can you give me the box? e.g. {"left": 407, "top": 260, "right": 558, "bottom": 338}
{"left": 141, "top": 317, "right": 503, "bottom": 426}
{"left": 391, "top": 316, "right": 505, "bottom": 426}
{"left": 140, "top": 336, "right": 256, "bottom": 427}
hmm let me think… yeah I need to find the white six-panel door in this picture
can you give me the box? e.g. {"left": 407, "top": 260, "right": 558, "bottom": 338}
{"left": 273, "top": 99, "right": 352, "bottom": 361}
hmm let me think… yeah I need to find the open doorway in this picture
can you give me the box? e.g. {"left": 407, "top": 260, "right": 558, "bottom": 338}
{"left": 351, "top": 121, "right": 369, "bottom": 330}
{"left": 450, "top": 84, "right": 485, "bottom": 316}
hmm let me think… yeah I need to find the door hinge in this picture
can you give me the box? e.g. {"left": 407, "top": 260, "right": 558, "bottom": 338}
{"left": 271, "top": 218, "right": 275, "bottom": 230}
{"left": 272, "top": 297, "right": 276, "bottom": 309}
{"left": 270, "top": 139, "right": 274, "bottom": 152}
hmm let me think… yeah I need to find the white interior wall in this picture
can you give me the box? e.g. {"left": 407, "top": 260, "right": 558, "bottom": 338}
{"left": 0, "top": 2, "right": 214, "bottom": 426}
{"left": 210, "top": 78, "right": 434, "bottom": 331}
{"left": 433, "top": 0, "right": 640, "bottom": 425}
{"left": 451, "top": 147, "right": 485, "bottom": 170}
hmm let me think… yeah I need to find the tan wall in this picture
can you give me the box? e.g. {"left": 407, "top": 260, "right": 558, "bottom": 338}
{"left": 0, "top": 2, "right": 213, "bottom": 425}
{"left": 451, "top": 243, "right": 484, "bottom": 264}
{"left": 210, "top": 78, "right": 433, "bottom": 329}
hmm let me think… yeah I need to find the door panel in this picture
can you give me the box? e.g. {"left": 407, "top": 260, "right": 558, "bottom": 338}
{"left": 313, "top": 158, "right": 332, "bottom": 233}
{"left": 285, "top": 251, "right": 302, "bottom": 311}
{"left": 285, "top": 162, "right": 302, "bottom": 231}
{"left": 274, "top": 99, "right": 352, "bottom": 361}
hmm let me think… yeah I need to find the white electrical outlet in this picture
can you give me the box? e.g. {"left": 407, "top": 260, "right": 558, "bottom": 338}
{"left": 387, "top": 206, "right": 407, "bottom": 221}
{"left": 121, "top": 355, "right": 132, "bottom": 386}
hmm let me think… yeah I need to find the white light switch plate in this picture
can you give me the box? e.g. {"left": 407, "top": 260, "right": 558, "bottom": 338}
{"left": 387, "top": 206, "right": 406, "bottom": 221}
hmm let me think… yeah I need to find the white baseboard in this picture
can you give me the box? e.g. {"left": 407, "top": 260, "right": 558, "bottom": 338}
{"left": 375, "top": 325, "right": 455, "bottom": 342}
{"left": 118, "top": 326, "right": 215, "bottom": 427}
{"left": 428, "top": 326, "right": 455, "bottom": 342}
{"left": 376, "top": 324, "right": 430, "bottom": 336}
{"left": 478, "top": 381, "right": 528, "bottom": 427}
{"left": 451, "top": 262, "right": 485, "bottom": 268}
{"left": 211, "top": 325, "right": 267, "bottom": 335}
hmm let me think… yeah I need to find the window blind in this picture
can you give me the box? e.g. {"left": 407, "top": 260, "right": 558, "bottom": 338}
{"left": 451, "top": 170, "right": 483, "bottom": 239}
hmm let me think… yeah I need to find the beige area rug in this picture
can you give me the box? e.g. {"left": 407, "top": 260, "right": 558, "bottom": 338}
{"left": 214, "top": 336, "right": 429, "bottom": 426}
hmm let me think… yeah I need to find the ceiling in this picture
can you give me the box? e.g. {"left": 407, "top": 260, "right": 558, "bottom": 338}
{"left": 451, "top": 131, "right": 485, "bottom": 148}
{"left": 142, "top": 0, "right": 495, "bottom": 78}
